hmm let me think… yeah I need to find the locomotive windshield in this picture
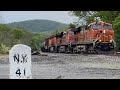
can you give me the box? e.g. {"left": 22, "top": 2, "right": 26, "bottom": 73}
{"left": 92, "top": 24, "right": 112, "bottom": 30}
{"left": 68, "top": 31, "right": 74, "bottom": 35}
{"left": 92, "top": 24, "right": 102, "bottom": 30}
{"left": 103, "top": 24, "right": 112, "bottom": 30}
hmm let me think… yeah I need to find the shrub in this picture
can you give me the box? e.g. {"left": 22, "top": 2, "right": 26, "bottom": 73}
{"left": 0, "top": 43, "right": 10, "bottom": 54}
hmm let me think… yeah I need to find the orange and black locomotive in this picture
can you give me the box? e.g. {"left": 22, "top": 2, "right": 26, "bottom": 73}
{"left": 41, "top": 21, "right": 116, "bottom": 54}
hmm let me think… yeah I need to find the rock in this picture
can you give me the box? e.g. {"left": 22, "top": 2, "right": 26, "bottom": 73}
{"left": 55, "top": 75, "right": 64, "bottom": 79}
{"left": 32, "top": 51, "right": 40, "bottom": 55}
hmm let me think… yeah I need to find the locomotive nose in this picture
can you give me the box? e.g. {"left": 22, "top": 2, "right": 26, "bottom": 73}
{"left": 103, "top": 30, "right": 106, "bottom": 33}
{"left": 99, "top": 30, "right": 106, "bottom": 34}
{"left": 100, "top": 30, "right": 102, "bottom": 33}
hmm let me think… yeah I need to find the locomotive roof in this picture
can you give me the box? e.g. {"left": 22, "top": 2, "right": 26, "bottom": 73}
{"left": 71, "top": 25, "right": 87, "bottom": 32}
{"left": 50, "top": 35, "right": 55, "bottom": 38}
{"left": 71, "top": 28, "right": 78, "bottom": 32}
{"left": 88, "top": 21, "right": 112, "bottom": 26}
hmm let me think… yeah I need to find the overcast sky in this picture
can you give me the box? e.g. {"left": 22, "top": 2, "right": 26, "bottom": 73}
{"left": 0, "top": 11, "right": 78, "bottom": 24}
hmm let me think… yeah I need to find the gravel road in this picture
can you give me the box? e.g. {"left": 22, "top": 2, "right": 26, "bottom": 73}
{"left": 0, "top": 53, "right": 120, "bottom": 79}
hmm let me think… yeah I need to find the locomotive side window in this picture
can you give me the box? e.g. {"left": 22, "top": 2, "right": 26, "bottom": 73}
{"left": 103, "top": 24, "right": 112, "bottom": 30}
{"left": 87, "top": 25, "right": 92, "bottom": 30}
{"left": 68, "top": 31, "right": 74, "bottom": 35}
{"left": 92, "top": 24, "right": 102, "bottom": 30}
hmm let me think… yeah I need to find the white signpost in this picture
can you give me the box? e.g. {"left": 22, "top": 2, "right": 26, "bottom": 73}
{"left": 9, "top": 44, "right": 32, "bottom": 79}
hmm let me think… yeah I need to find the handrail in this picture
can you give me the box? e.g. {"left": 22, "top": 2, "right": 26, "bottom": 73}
{"left": 93, "top": 35, "right": 102, "bottom": 47}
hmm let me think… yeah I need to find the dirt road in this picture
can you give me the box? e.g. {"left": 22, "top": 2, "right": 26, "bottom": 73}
{"left": 0, "top": 53, "right": 120, "bottom": 79}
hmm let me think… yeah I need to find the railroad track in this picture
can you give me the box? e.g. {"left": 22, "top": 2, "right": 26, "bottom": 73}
{"left": 33, "top": 50, "right": 119, "bottom": 56}
{"left": 42, "top": 51, "right": 116, "bottom": 55}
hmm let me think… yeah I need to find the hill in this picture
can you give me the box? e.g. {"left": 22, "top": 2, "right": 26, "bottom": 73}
{"left": 7, "top": 19, "right": 68, "bottom": 33}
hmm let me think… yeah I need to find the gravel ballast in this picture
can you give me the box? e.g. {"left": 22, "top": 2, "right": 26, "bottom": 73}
{"left": 0, "top": 53, "right": 120, "bottom": 79}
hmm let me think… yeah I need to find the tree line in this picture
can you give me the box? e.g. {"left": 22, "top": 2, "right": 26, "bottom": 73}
{"left": 0, "top": 24, "right": 49, "bottom": 54}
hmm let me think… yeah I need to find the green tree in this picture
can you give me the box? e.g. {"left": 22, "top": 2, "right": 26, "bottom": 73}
{"left": 70, "top": 11, "right": 95, "bottom": 20}
{"left": 113, "top": 14, "right": 120, "bottom": 50}
{"left": 11, "top": 28, "right": 25, "bottom": 39}
{"left": 96, "top": 11, "right": 120, "bottom": 23}
{"left": 51, "top": 26, "right": 68, "bottom": 35}
{"left": 0, "top": 24, "right": 12, "bottom": 54}
{"left": 11, "top": 28, "right": 25, "bottom": 44}
{"left": 30, "top": 32, "right": 48, "bottom": 51}
{"left": 68, "top": 23, "right": 76, "bottom": 28}
{"left": 0, "top": 24, "right": 12, "bottom": 46}
{"left": 0, "top": 24, "right": 11, "bottom": 31}
{"left": 20, "top": 31, "right": 33, "bottom": 46}
{"left": 70, "top": 11, "right": 96, "bottom": 25}
{"left": 70, "top": 11, "right": 120, "bottom": 24}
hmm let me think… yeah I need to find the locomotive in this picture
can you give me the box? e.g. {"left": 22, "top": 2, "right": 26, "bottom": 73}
{"left": 41, "top": 21, "right": 116, "bottom": 54}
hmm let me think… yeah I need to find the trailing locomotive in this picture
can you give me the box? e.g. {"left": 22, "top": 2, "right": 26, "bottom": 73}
{"left": 41, "top": 21, "right": 116, "bottom": 54}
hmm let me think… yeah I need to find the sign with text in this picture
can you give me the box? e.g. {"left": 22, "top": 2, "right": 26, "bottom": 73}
{"left": 9, "top": 44, "right": 32, "bottom": 79}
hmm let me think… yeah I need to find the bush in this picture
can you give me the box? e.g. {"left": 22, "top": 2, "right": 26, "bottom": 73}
{"left": 0, "top": 43, "right": 10, "bottom": 54}
{"left": 113, "top": 15, "right": 120, "bottom": 50}
{"left": 30, "top": 32, "right": 49, "bottom": 51}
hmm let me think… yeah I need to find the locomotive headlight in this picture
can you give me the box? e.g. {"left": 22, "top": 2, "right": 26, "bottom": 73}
{"left": 103, "top": 30, "right": 106, "bottom": 33}
{"left": 99, "top": 40, "right": 101, "bottom": 42}
{"left": 110, "top": 40, "right": 112, "bottom": 42}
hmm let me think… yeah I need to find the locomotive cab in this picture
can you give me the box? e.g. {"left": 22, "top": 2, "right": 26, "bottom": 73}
{"left": 91, "top": 21, "right": 114, "bottom": 41}
{"left": 89, "top": 21, "right": 116, "bottom": 52}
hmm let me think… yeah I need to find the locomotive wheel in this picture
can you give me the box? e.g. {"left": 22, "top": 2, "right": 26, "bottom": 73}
{"left": 72, "top": 47, "right": 75, "bottom": 54}
{"left": 72, "top": 49, "right": 76, "bottom": 54}
{"left": 58, "top": 47, "right": 61, "bottom": 53}
{"left": 70, "top": 47, "right": 74, "bottom": 54}
{"left": 50, "top": 47, "right": 55, "bottom": 53}
{"left": 65, "top": 46, "right": 73, "bottom": 54}
{"left": 55, "top": 46, "right": 58, "bottom": 53}
{"left": 65, "top": 46, "right": 68, "bottom": 54}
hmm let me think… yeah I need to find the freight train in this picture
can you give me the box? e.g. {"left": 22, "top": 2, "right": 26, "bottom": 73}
{"left": 41, "top": 21, "right": 116, "bottom": 54}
